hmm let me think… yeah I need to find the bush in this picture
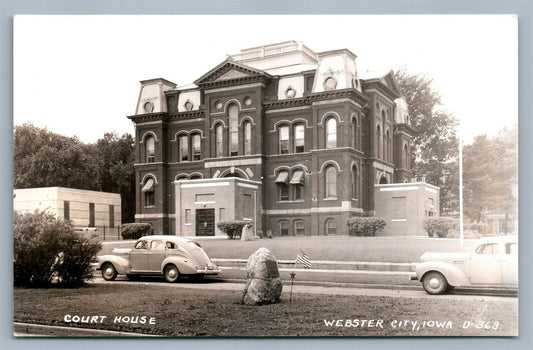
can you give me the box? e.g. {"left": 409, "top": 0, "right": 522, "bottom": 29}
{"left": 121, "top": 223, "right": 153, "bottom": 240}
{"left": 423, "top": 217, "right": 457, "bottom": 238}
{"left": 464, "top": 222, "right": 489, "bottom": 236}
{"left": 347, "top": 217, "right": 387, "bottom": 237}
{"left": 217, "top": 221, "right": 251, "bottom": 239}
{"left": 14, "top": 210, "right": 101, "bottom": 287}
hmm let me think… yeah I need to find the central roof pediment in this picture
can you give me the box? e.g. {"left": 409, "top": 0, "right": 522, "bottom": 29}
{"left": 194, "top": 59, "right": 272, "bottom": 87}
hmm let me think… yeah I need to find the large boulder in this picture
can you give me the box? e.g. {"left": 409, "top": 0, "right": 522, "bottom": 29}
{"left": 242, "top": 247, "right": 282, "bottom": 305}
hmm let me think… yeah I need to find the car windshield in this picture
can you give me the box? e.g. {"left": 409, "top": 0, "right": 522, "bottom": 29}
{"left": 135, "top": 241, "right": 147, "bottom": 249}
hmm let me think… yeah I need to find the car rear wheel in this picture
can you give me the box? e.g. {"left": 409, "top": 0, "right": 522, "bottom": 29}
{"left": 101, "top": 263, "right": 117, "bottom": 281}
{"left": 422, "top": 271, "right": 449, "bottom": 295}
{"left": 164, "top": 264, "right": 180, "bottom": 283}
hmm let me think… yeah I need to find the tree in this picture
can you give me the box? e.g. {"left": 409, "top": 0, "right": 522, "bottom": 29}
{"left": 14, "top": 124, "right": 137, "bottom": 224}
{"left": 14, "top": 123, "right": 100, "bottom": 190}
{"left": 393, "top": 69, "right": 459, "bottom": 213}
{"left": 462, "top": 126, "right": 518, "bottom": 222}
{"left": 94, "top": 132, "right": 136, "bottom": 223}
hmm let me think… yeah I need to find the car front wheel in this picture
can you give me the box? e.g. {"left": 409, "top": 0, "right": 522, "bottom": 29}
{"left": 101, "top": 263, "right": 117, "bottom": 281}
{"left": 422, "top": 271, "right": 449, "bottom": 295}
{"left": 164, "top": 264, "right": 180, "bottom": 283}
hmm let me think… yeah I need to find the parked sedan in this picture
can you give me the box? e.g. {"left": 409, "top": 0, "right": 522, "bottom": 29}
{"left": 413, "top": 236, "right": 518, "bottom": 295}
{"left": 96, "top": 235, "right": 220, "bottom": 282}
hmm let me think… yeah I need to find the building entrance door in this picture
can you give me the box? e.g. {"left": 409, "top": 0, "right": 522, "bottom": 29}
{"left": 196, "top": 209, "right": 215, "bottom": 236}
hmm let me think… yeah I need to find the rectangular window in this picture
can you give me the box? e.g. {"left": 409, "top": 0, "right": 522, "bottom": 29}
{"left": 294, "top": 124, "right": 305, "bottom": 153}
{"left": 89, "top": 203, "right": 95, "bottom": 227}
{"left": 179, "top": 135, "right": 188, "bottom": 161}
{"left": 63, "top": 201, "right": 70, "bottom": 220}
{"left": 279, "top": 185, "right": 289, "bottom": 201}
{"left": 109, "top": 205, "right": 114, "bottom": 228}
{"left": 195, "top": 193, "right": 215, "bottom": 203}
{"left": 145, "top": 192, "right": 155, "bottom": 207}
{"left": 392, "top": 196, "right": 407, "bottom": 220}
{"left": 279, "top": 126, "right": 290, "bottom": 154}
{"left": 294, "top": 221, "right": 305, "bottom": 235}
{"left": 243, "top": 194, "right": 252, "bottom": 219}
{"left": 185, "top": 209, "right": 191, "bottom": 224}
{"left": 280, "top": 222, "right": 289, "bottom": 236}
{"left": 192, "top": 135, "right": 201, "bottom": 160}
{"left": 219, "top": 208, "right": 226, "bottom": 222}
{"left": 293, "top": 185, "right": 303, "bottom": 200}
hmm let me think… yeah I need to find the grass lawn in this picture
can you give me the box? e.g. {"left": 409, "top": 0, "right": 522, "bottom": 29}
{"left": 14, "top": 284, "right": 517, "bottom": 337}
{"left": 101, "top": 236, "right": 477, "bottom": 262}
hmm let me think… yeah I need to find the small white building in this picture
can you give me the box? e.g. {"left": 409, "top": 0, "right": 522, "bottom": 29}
{"left": 14, "top": 187, "right": 121, "bottom": 233}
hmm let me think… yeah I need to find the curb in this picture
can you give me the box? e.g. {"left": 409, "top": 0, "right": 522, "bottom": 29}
{"left": 218, "top": 278, "right": 422, "bottom": 291}
{"left": 13, "top": 322, "right": 158, "bottom": 337}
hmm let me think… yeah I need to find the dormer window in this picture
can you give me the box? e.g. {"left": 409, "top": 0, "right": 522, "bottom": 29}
{"left": 324, "top": 77, "right": 337, "bottom": 90}
{"left": 285, "top": 87, "right": 296, "bottom": 98}
{"left": 143, "top": 101, "right": 154, "bottom": 113}
{"left": 184, "top": 100, "right": 194, "bottom": 111}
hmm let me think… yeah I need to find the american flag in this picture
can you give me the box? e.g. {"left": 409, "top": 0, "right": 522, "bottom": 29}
{"left": 295, "top": 251, "right": 312, "bottom": 268}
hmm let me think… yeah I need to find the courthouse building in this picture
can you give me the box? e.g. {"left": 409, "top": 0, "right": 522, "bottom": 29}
{"left": 129, "top": 41, "right": 432, "bottom": 237}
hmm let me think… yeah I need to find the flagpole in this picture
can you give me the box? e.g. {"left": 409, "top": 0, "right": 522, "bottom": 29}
{"left": 289, "top": 248, "right": 301, "bottom": 304}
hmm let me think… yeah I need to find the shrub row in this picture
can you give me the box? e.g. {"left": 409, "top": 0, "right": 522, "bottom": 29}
{"left": 347, "top": 217, "right": 387, "bottom": 237}
{"left": 14, "top": 210, "right": 101, "bottom": 287}
{"left": 121, "top": 223, "right": 153, "bottom": 240}
{"left": 217, "top": 221, "right": 251, "bottom": 239}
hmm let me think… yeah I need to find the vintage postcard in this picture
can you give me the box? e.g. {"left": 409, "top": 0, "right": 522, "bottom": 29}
{"left": 13, "top": 15, "right": 518, "bottom": 337}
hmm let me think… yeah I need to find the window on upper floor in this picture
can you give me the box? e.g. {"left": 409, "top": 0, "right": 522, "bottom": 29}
{"left": 179, "top": 135, "right": 188, "bottom": 162}
{"left": 216, "top": 124, "right": 224, "bottom": 158}
{"left": 326, "top": 117, "right": 337, "bottom": 149}
{"left": 279, "top": 125, "right": 290, "bottom": 154}
{"left": 376, "top": 125, "right": 382, "bottom": 159}
{"left": 294, "top": 124, "right": 305, "bottom": 153}
{"left": 142, "top": 177, "right": 155, "bottom": 207}
{"left": 275, "top": 170, "right": 290, "bottom": 201}
{"left": 145, "top": 135, "right": 155, "bottom": 163}
{"left": 191, "top": 134, "right": 201, "bottom": 161}
{"left": 325, "top": 165, "right": 337, "bottom": 198}
{"left": 352, "top": 165, "right": 359, "bottom": 201}
{"left": 244, "top": 121, "right": 252, "bottom": 155}
{"left": 229, "top": 104, "right": 239, "bottom": 156}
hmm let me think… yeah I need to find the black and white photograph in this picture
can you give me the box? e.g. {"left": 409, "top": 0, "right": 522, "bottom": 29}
{"left": 12, "top": 14, "right": 519, "bottom": 337}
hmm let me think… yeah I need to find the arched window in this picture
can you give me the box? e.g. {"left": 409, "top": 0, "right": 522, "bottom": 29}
{"left": 294, "top": 220, "right": 305, "bottom": 235}
{"left": 189, "top": 174, "right": 202, "bottom": 180}
{"left": 376, "top": 125, "right": 382, "bottom": 159}
{"left": 145, "top": 135, "right": 155, "bottom": 163}
{"left": 325, "top": 165, "right": 337, "bottom": 198}
{"left": 325, "top": 218, "right": 337, "bottom": 235}
{"left": 279, "top": 221, "right": 290, "bottom": 236}
{"left": 141, "top": 177, "right": 155, "bottom": 207}
{"left": 379, "top": 176, "right": 388, "bottom": 184}
{"left": 352, "top": 165, "right": 359, "bottom": 201}
{"left": 279, "top": 125, "right": 290, "bottom": 154}
{"left": 294, "top": 124, "right": 305, "bottom": 153}
{"left": 179, "top": 134, "right": 188, "bottom": 162}
{"left": 326, "top": 117, "right": 337, "bottom": 149}
{"left": 351, "top": 118, "right": 357, "bottom": 149}
{"left": 215, "top": 124, "right": 224, "bottom": 158}
{"left": 244, "top": 121, "right": 252, "bottom": 155}
{"left": 275, "top": 170, "right": 290, "bottom": 201}
{"left": 403, "top": 144, "right": 409, "bottom": 169}
{"left": 191, "top": 134, "right": 201, "bottom": 161}
{"left": 385, "top": 129, "right": 390, "bottom": 162}
{"left": 228, "top": 104, "right": 239, "bottom": 156}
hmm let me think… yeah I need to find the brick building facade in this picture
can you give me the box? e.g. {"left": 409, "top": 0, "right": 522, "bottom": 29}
{"left": 129, "top": 41, "right": 416, "bottom": 236}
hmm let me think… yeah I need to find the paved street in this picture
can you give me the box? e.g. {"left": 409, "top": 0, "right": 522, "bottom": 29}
{"left": 91, "top": 276, "right": 517, "bottom": 302}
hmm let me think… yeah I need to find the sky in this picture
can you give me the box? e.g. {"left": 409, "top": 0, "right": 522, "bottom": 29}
{"left": 13, "top": 15, "right": 518, "bottom": 144}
